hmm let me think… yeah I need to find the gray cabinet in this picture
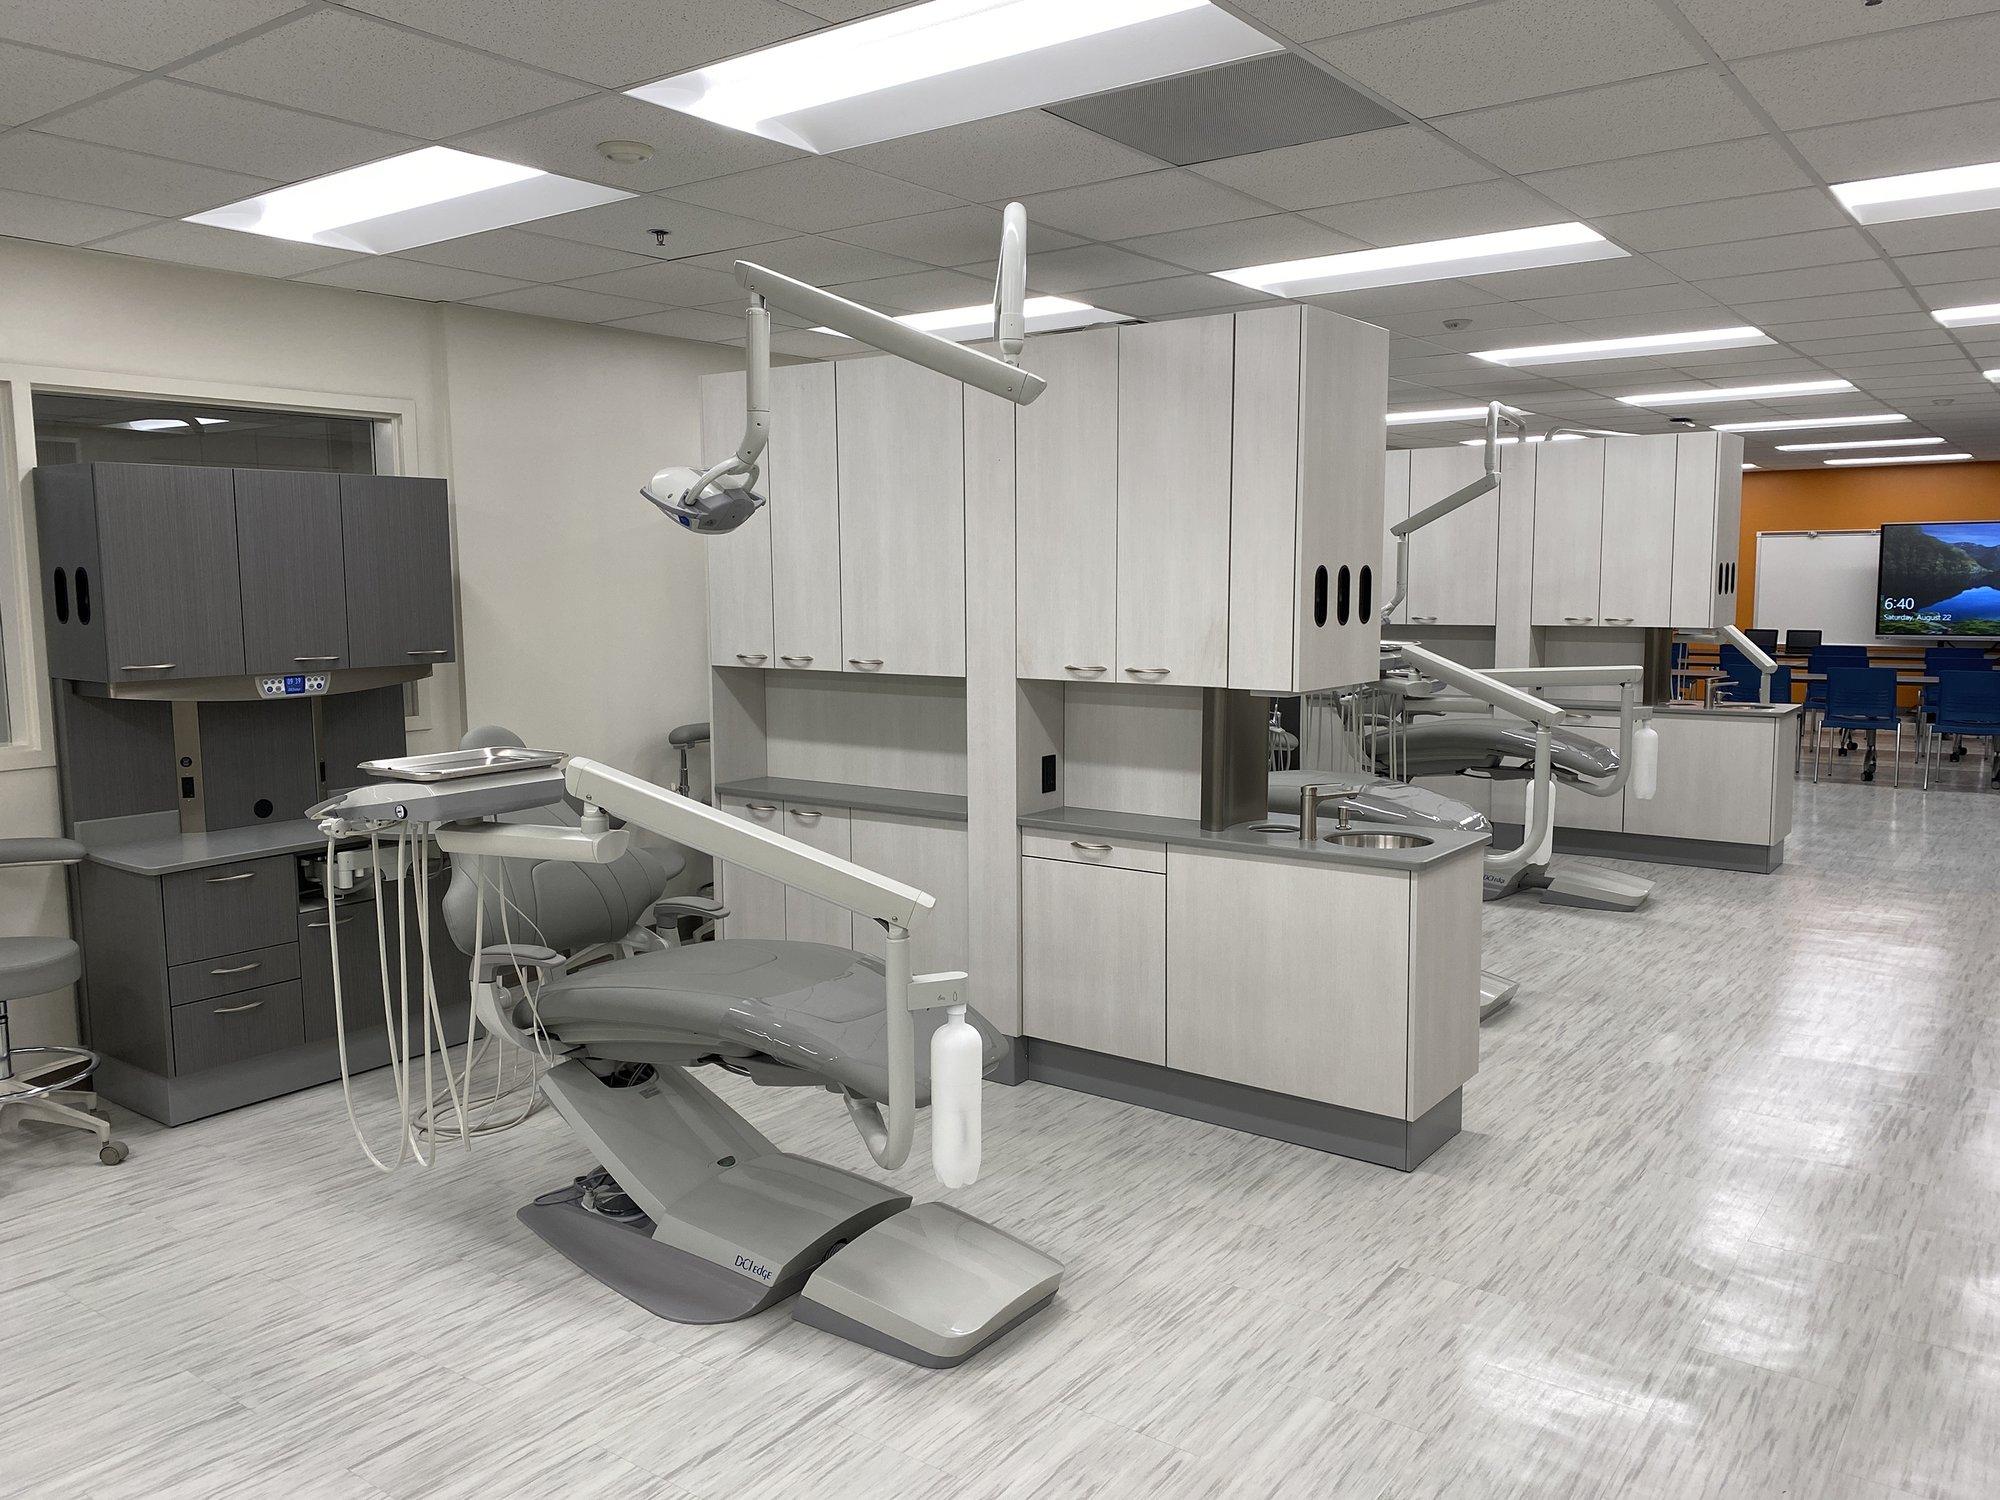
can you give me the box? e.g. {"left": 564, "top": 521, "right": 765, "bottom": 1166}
{"left": 338, "top": 475, "right": 455, "bottom": 669}
{"left": 236, "top": 469, "right": 349, "bottom": 673}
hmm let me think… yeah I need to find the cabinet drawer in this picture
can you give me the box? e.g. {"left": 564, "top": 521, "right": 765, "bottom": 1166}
{"left": 1021, "top": 830, "right": 1167, "bottom": 873}
{"left": 170, "top": 979, "right": 305, "bottom": 1072}
{"left": 169, "top": 941, "right": 299, "bottom": 1006}
{"left": 1023, "top": 856, "right": 1165, "bottom": 1064}
{"left": 162, "top": 856, "right": 298, "bottom": 963}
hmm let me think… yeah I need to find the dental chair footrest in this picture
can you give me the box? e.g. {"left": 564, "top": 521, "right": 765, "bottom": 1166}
{"left": 794, "top": 1203, "right": 1063, "bottom": 1368}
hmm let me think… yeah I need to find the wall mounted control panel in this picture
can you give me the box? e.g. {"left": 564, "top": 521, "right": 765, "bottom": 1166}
{"left": 256, "top": 673, "right": 330, "bottom": 698}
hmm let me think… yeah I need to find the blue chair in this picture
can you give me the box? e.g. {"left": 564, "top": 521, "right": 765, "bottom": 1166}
{"left": 1924, "top": 666, "right": 2000, "bottom": 785}
{"left": 1804, "top": 645, "right": 1869, "bottom": 742}
{"left": 1720, "top": 657, "right": 1790, "bottom": 706}
{"left": 1817, "top": 667, "right": 1906, "bottom": 784}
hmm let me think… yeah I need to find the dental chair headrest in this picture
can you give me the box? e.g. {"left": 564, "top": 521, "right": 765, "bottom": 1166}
{"left": 462, "top": 725, "right": 528, "bottom": 750}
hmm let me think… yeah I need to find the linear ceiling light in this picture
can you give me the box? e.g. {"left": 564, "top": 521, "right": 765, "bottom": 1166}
{"left": 1932, "top": 302, "right": 2000, "bottom": 328}
{"left": 1386, "top": 406, "right": 1490, "bottom": 425}
{"left": 1834, "top": 159, "right": 2000, "bottom": 225}
{"left": 1823, "top": 452, "right": 1973, "bottom": 466}
{"left": 1474, "top": 326, "right": 1770, "bottom": 366}
{"left": 186, "top": 146, "right": 630, "bottom": 254}
{"left": 1713, "top": 414, "right": 1909, "bottom": 433}
{"left": 1460, "top": 433, "right": 1588, "bottom": 445}
{"left": 1742, "top": 464, "right": 1759, "bottom": 470}
{"left": 1988, "top": 368, "right": 2000, "bottom": 380}
{"left": 628, "top": 0, "right": 1279, "bottom": 154}
{"left": 111, "top": 417, "right": 228, "bottom": 431}
{"left": 1216, "top": 222, "right": 1622, "bottom": 298}
{"left": 1775, "top": 436, "right": 1945, "bottom": 452}
{"left": 1616, "top": 378, "right": 1854, "bottom": 406}
{"left": 815, "top": 295, "right": 1127, "bottom": 343}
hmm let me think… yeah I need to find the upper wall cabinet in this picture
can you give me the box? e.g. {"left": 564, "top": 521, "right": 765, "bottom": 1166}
{"left": 236, "top": 470, "right": 348, "bottom": 674}
{"left": 337, "top": 475, "right": 454, "bottom": 669}
{"left": 1597, "top": 436, "right": 1679, "bottom": 627}
{"left": 1016, "top": 327, "right": 1119, "bottom": 683}
{"left": 1668, "top": 431, "right": 1743, "bottom": 629}
{"left": 1529, "top": 440, "right": 1606, "bottom": 627}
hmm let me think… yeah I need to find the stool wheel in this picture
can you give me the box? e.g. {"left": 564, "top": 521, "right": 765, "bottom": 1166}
{"left": 98, "top": 1140, "right": 129, "bottom": 1166}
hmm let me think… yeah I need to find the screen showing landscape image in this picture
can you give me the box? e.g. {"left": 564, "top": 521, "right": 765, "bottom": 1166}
{"left": 1878, "top": 521, "right": 2000, "bottom": 637}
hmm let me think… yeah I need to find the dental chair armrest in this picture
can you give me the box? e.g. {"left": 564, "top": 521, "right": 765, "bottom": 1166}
{"left": 653, "top": 895, "right": 728, "bottom": 926}
{"left": 473, "top": 944, "right": 567, "bottom": 984}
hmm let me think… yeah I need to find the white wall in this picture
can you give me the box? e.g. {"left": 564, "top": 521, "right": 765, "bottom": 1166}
{"left": 0, "top": 236, "right": 732, "bottom": 1042}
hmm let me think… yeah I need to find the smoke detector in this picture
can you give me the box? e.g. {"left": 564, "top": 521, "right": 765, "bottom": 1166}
{"left": 596, "top": 140, "right": 654, "bottom": 164}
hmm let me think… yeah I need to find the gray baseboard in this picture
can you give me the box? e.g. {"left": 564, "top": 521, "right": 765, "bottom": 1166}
{"left": 989, "top": 1034, "right": 1030, "bottom": 1087}
{"left": 1025, "top": 1040, "right": 1460, "bottom": 1171}
{"left": 1492, "top": 822, "right": 1784, "bottom": 874}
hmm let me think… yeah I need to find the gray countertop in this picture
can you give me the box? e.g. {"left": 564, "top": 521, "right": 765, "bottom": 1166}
{"left": 1651, "top": 702, "right": 1802, "bottom": 721}
{"left": 84, "top": 818, "right": 328, "bottom": 876}
{"left": 714, "top": 777, "right": 969, "bottom": 824}
{"left": 1020, "top": 806, "right": 1488, "bottom": 871}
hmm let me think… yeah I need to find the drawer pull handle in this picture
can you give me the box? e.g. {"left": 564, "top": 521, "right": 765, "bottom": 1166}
{"left": 735, "top": 652, "right": 769, "bottom": 663}
{"left": 791, "top": 809, "right": 822, "bottom": 821}
{"left": 1070, "top": 841, "right": 1113, "bottom": 852}
{"left": 1065, "top": 664, "right": 1108, "bottom": 674}
{"left": 780, "top": 654, "right": 814, "bottom": 665}
{"left": 212, "top": 1000, "right": 265, "bottom": 1015}
{"left": 209, "top": 962, "right": 261, "bottom": 976}
{"left": 293, "top": 655, "right": 339, "bottom": 663}
{"left": 406, "top": 648, "right": 451, "bottom": 657}
{"left": 307, "top": 918, "right": 352, "bottom": 929}
{"left": 744, "top": 802, "right": 778, "bottom": 813}
{"left": 1123, "top": 666, "right": 1170, "bottom": 677}
{"left": 121, "top": 662, "right": 176, "bottom": 671}
{"left": 205, "top": 871, "right": 256, "bottom": 884}
{"left": 848, "top": 657, "right": 884, "bottom": 668}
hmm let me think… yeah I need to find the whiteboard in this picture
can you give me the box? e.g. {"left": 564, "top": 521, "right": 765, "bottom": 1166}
{"left": 1753, "top": 529, "right": 1885, "bottom": 645}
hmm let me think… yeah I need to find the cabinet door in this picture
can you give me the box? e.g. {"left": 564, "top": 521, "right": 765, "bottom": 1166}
{"left": 781, "top": 802, "right": 854, "bottom": 947}
{"left": 769, "top": 362, "right": 842, "bottom": 673}
{"left": 849, "top": 812, "right": 967, "bottom": 978}
{"left": 1530, "top": 440, "right": 1605, "bottom": 627}
{"left": 1381, "top": 449, "right": 1410, "bottom": 617}
{"left": 339, "top": 476, "right": 454, "bottom": 668}
{"left": 1622, "top": 715, "right": 1778, "bottom": 845}
{"left": 716, "top": 795, "right": 786, "bottom": 939}
{"left": 1016, "top": 328, "right": 1118, "bottom": 682}
{"left": 1022, "top": 856, "right": 1165, "bottom": 1063}
{"left": 703, "top": 371, "right": 775, "bottom": 669}
{"left": 1669, "top": 431, "right": 1743, "bottom": 628}
{"left": 1595, "top": 437, "right": 1677, "bottom": 628}
{"left": 95, "top": 463, "right": 246, "bottom": 682}
{"left": 836, "top": 357, "right": 965, "bottom": 677}
{"left": 1405, "top": 447, "right": 1497, "bottom": 626}
{"left": 1115, "top": 318, "right": 1234, "bottom": 686}
{"left": 236, "top": 469, "right": 348, "bottom": 674}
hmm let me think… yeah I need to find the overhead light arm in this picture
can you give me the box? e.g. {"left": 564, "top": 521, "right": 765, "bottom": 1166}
{"left": 1383, "top": 401, "right": 1525, "bottom": 625}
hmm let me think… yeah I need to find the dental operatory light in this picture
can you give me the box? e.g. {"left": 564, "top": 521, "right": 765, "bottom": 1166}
{"left": 1616, "top": 379, "right": 1854, "bottom": 406}
{"left": 1217, "top": 222, "right": 1623, "bottom": 298}
{"left": 186, "top": 146, "right": 631, "bottom": 253}
{"left": 813, "top": 295, "right": 1126, "bottom": 343}
{"left": 627, "top": 0, "right": 1278, "bottom": 153}
{"left": 111, "top": 417, "right": 227, "bottom": 431}
{"left": 1386, "top": 406, "right": 1489, "bottom": 425}
{"left": 1474, "top": 326, "right": 1771, "bottom": 365}
{"left": 1932, "top": 302, "right": 2000, "bottom": 329}
{"left": 1776, "top": 436, "right": 1945, "bottom": 452}
{"left": 1713, "top": 414, "right": 1910, "bottom": 432}
{"left": 1833, "top": 158, "right": 2000, "bottom": 225}
{"left": 1824, "top": 452, "right": 1973, "bottom": 466}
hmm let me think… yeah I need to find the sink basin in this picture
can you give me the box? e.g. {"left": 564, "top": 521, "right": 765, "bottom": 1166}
{"left": 1319, "top": 831, "right": 1433, "bottom": 850}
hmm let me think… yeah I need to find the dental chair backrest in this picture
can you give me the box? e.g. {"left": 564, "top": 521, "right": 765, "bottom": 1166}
{"left": 440, "top": 726, "right": 685, "bottom": 958}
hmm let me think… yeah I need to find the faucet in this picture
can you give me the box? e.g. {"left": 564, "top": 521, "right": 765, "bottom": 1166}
{"left": 1298, "top": 781, "right": 1365, "bottom": 843}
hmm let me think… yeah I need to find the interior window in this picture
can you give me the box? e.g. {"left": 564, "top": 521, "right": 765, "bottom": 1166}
{"left": 31, "top": 393, "right": 377, "bottom": 473}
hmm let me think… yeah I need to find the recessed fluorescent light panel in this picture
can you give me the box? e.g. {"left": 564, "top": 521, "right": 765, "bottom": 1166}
{"left": 1713, "top": 414, "right": 1909, "bottom": 433}
{"left": 1474, "top": 326, "right": 1770, "bottom": 366}
{"left": 1386, "top": 406, "right": 1490, "bottom": 425}
{"left": 1775, "top": 436, "right": 1946, "bottom": 453}
{"left": 1934, "top": 303, "right": 2000, "bottom": 328}
{"left": 815, "top": 295, "right": 1128, "bottom": 343}
{"left": 186, "top": 146, "right": 631, "bottom": 254}
{"left": 1217, "top": 222, "right": 1622, "bottom": 298}
{"left": 1823, "top": 453, "right": 1973, "bottom": 466}
{"left": 628, "top": 0, "right": 1280, "bottom": 154}
{"left": 111, "top": 417, "right": 227, "bottom": 431}
{"left": 1460, "top": 433, "right": 1588, "bottom": 445}
{"left": 1834, "top": 159, "right": 2000, "bottom": 225}
{"left": 1742, "top": 464, "right": 1759, "bottom": 470}
{"left": 1616, "top": 378, "right": 1854, "bottom": 407}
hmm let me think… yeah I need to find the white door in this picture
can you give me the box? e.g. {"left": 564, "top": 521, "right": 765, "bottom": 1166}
{"left": 1406, "top": 447, "right": 1498, "bottom": 626}
{"left": 849, "top": 812, "right": 968, "bottom": 978}
{"left": 1596, "top": 436, "right": 1677, "bottom": 628}
{"left": 779, "top": 802, "right": 854, "bottom": 947}
{"left": 768, "top": 362, "right": 843, "bottom": 672}
{"left": 1021, "top": 856, "right": 1166, "bottom": 1063}
{"left": 1016, "top": 328, "right": 1118, "bottom": 683}
{"left": 1530, "top": 440, "right": 1606, "bottom": 627}
{"left": 715, "top": 795, "right": 785, "bottom": 939}
{"left": 702, "top": 372, "right": 774, "bottom": 668}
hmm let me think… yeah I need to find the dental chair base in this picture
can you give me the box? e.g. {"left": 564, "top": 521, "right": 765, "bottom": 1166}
{"left": 1484, "top": 861, "right": 1652, "bottom": 912}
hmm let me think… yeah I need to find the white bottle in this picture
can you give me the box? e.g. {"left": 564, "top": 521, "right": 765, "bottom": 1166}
{"left": 930, "top": 1004, "right": 983, "bottom": 1189}
{"left": 1631, "top": 720, "right": 1660, "bottom": 801}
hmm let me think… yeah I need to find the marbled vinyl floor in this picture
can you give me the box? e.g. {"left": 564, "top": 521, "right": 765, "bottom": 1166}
{"left": 4, "top": 777, "right": 1999, "bottom": 1499}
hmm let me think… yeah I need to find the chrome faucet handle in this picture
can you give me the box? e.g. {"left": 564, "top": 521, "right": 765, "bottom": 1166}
{"left": 1298, "top": 780, "right": 1367, "bottom": 843}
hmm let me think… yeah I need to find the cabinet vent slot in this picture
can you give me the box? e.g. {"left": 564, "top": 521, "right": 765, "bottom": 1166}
{"left": 1335, "top": 565, "right": 1351, "bottom": 626}
{"left": 1313, "top": 564, "right": 1328, "bottom": 628}
{"left": 1358, "top": 564, "right": 1373, "bottom": 623}
{"left": 53, "top": 567, "right": 68, "bottom": 624}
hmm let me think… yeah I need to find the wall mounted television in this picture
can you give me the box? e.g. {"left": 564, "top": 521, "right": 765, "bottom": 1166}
{"left": 1877, "top": 520, "right": 2000, "bottom": 638}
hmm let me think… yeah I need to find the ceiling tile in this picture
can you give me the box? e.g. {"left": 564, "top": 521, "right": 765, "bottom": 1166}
{"left": 1191, "top": 126, "right": 1491, "bottom": 211}
{"left": 1088, "top": 275, "right": 1267, "bottom": 318}
{"left": 1308, "top": 280, "right": 1505, "bottom": 318}
{"left": 0, "top": 132, "right": 272, "bottom": 216}
{"left": 1017, "top": 169, "right": 1276, "bottom": 241}
{"left": 1310, "top": 0, "right": 1701, "bottom": 117}
{"left": 89, "top": 219, "right": 359, "bottom": 277}
{"left": 1788, "top": 330, "right": 1956, "bottom": 356}
{"left": 1006, "top": 243, "right": 1186, "bottom": 295}
{"left": 1303, "top": 178, "right": 1560, "bottom": 246}
{"left": 0, "top": 186, "right": 153, "bottom": 245}
{"left": 531, "top": 193, "right": 787, "bottom": 258}
{"left": 1789, "top": 97, "right": 2000, "bottom": 183}
{"left": 562, "top": 258, "right": 746, "bottom": 305}
{"left": 1729, "top": 290, "right": 1921, "bottom": 325}
{"left": 829, "top": 205, "right": 1084, "bottom": 269}
{"left": 1673, "top": 0, "right": 1998, "bottom": 60}
{"left": 1372, "top": 301, "right": 1560, "bottom": 338}
{"left": 667, "top": 158, "right": 962, "bottom": 233}
{"left": 838, "top": 109, "right": 1171, "bottom": 201}
{"left": 0, "top": 0, "right": 303, "bottom": 70}
{"left": 1524, "top": 137, "right": 1810, "bottom": 219}
{"left": 295, "top": 258, "right": 532, "bottom": 301}
{"left": 1119, "top": 214, "right": 1368, "bottom": 273}
{"left": 1231, "top": 0, "right": 1467, "bottom": 43}
{"left": 1762, "top": 313, "right": 1943, "bottom": 342}
{"left": 1516, "top": 282, "right": 1726, "bottom": 323}
{"left": 342, "top": 0, "right": 819, "bottom": 89}
{"left": 175, "top": 9, "right": 592, "bottom": 140}
{"left": 1895, "top": 247, "right": 2000, "bottom": 287}
{"left": 1433, "top": 67, "right": 1764, "bottom": 176}
{"left": 683, "top": 234, "right": 930, "bottom": 285}
{"left": 1694, "top": 259, "right": 1901, "bottom": 305}
{"left": 1729, "top": 13, "right": 2000, "bottom": 132}
{"left": 1647, "top": 227, "right": 1880, "bottom": 283}
{"left": 826, "top": 268, "right": 996, "bottom": 314}
{"left": 452, "top": 92, "right": 805, "bottom": 195}
{"left": 467, "top": 283, "right": 664, "bottom": 322}
{"left": 1592, "top": 189, "right": 1850, "bottom": 253}
{"left": 1464, "top": 255, "right": 1676, "bottom": 299}
{"left": 606, "top": 306, "right": 744, "bottom": 343}
{"left": 1869, "top": 209, "right": 2000, "bottom": 260}
{"left": 41, "top": 79, "right": 415, "bottom": 183}
{"left": 0, "top": 40, "right": 133, "bottom": 129}
{"left": 781, "top": 0, "right": 913, "bottom": 17}
{"left": 402, "top": 228, "right": 653, "bottom": 282}
{"left": 1917, "top": 277, "right": 2000, "bottom": 311}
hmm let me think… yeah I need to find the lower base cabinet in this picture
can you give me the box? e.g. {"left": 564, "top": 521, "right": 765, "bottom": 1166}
{"left": 1021, "top": 854, "right": 1167, "bottom": 1064}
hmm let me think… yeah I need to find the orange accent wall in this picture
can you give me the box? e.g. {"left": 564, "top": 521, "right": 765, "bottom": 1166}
{"left": 1736, "top": 461, "right": 2000, "bottom": 629}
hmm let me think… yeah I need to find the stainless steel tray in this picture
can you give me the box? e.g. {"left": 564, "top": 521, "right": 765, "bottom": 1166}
{"left": 357, "top": 747, "right": 565, "bottom": 782}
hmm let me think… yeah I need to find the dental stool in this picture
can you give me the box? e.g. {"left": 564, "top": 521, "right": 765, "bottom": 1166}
{"left": 0, "top": 839, "right": 128, "bottom": 1164}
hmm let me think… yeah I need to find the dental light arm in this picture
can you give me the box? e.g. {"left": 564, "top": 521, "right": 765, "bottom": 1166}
{"left": 1384, "top": 402, "right": 1526, "bottom": 626}
{"left": 994, "top": 202, "right": 1027, "bottom": 365}
{"left": 1719, "top": 624, "right": 1779, "bottom": 702}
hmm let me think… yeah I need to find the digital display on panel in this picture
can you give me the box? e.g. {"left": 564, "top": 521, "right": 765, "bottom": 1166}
{"left": 1877, "top": 520, "right": 2000, "bottom": 638}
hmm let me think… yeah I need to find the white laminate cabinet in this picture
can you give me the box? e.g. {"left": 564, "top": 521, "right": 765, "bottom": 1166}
{"left": 1530, "top": 440, "right": 1605, "bottom": 627}
{"left": 1016, "top": 328, "right": 1118, "bottom": 684}
{"left": 1115, "top": 317, "right": 1235, "bottom": 687}
{"left": 779, "top": 803, "right": 854, "bottom": 947}
{"left": 768, "top": 362, "right": 843, "bottom": 673}
{"left": 702, "top": 372, "right": 774, "bottom": 668}
{"left": 1021, "top": 855, "right": 1166, "bottom": 1064}
{"left": 1668, "top": 431, "right": 1745, "bottom": 629}
{"left": 1596, "top": 436, "right": 1678, "bottom": 627}
{"left": 716, "top": 795, "right": 786, "bottom": 939}
{"left": 1622, "top": 712, "right": 1784, "bottom": 846}
{"left": 836, "top": 357, "right": 966, "bottom": 677}
{"left": 1405, "top": 447, "right": 1498, "bottom": 626}
{"left": 849, "top": 811, "right": 968, "bottom": 978}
